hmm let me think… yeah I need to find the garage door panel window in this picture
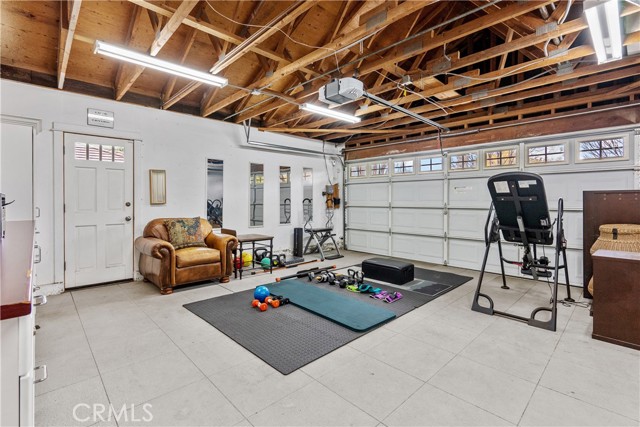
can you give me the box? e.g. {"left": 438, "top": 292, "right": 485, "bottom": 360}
{"left": 576, "top": 136, "right": 627, "bottom": 162}
{"left": 449, "top": 152, "right": 478, "bottom": 171}
{"left": 370, "top": 161, "right": 389, "bottom": 176}
{"left": 419, "top": 156, "right": 443, "bottom": 173}
{"left": 349, "top": 164, "right": 367, "bottom": 178}
{"left": 484, "top": 147, "right": 518, "bottom": 168}
{"left": 526, "top": 143, "right": 566, "bottom": 165}
{"left": 393, "top": 159, "right": 414, "bottom": 175}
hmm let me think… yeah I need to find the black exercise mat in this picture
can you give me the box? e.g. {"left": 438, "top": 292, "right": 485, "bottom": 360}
{"left": 183, "top": 281, "right": 432, "bottom": 375}
{"left": 412, "top": 282, "right": 452, "bottom": 296}
{"left": 413, "top": 267, "right": 473, "bottom": 287}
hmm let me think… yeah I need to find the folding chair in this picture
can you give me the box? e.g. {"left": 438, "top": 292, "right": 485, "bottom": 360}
{"left": 471, "top": 172, "right": 573, "bottom": 331}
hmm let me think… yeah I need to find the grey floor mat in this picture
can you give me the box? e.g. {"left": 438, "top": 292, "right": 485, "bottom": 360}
{"left": 184, "top": 281, "right": 432, "bottom": 375}
{"left": 413, "top": 267, "right": 473, "bottom": 287}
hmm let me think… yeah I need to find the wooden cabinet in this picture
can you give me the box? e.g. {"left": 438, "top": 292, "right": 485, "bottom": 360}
{"left": 592, "top": 250, "right": 640, "bottom": 350}
{"left": 1, "top": 221, "right": 46, "bottom": 426}
{"left": 582, "top": 190, "right": 640, "bottom": 298}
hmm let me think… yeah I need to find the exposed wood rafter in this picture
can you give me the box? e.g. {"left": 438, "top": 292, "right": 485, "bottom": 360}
{"left": 57, "top": 0, "right": 82, "bottom": 89}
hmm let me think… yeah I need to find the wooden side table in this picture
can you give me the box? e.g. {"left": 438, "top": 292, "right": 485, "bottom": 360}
{"left": 235, "top": 234, "right": 274, "bottom": 279}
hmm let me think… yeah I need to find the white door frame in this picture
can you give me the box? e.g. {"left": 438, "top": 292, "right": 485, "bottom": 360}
{"left": 63, "top": 132, "right": 135, "bottom": 288}
{"left": 52, "top": 123, "right": 142, "bottom": 288}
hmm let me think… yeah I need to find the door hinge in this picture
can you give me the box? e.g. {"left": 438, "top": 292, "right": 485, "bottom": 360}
{"left": 444, "top": 232, "right": 448, "bottom": 242}
{"left": 63, "top": 145, "right": 65, "bottom": 155}
{"left": 64, "top": 262, "right": 66, "bottom": 271}
{"left": 63, "top": 204, "right": 66, "bottom": 213}
{"left": 443, "top": 203, "right": 448, "bottom": 215}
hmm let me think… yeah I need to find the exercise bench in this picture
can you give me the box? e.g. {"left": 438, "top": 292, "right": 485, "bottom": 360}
{"left": 303, "top": 227, "right": 343, "bottom": 261}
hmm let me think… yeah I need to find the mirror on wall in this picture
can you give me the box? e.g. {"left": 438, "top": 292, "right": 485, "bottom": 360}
{"left": 250, "top": 163, "right": 264, "bottom": 227}
{"left": 280, "top": 166, "right": 291, "bottom": 224}
{"left": 303, "top": 167, "right": 313, "bottom": 226}
{"left": 206, "top": 159, "right": 223, "bottom": 227}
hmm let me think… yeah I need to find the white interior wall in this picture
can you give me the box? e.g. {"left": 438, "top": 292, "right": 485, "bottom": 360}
{"left": 0, "top": 79, "right": 343, "bottom": 290}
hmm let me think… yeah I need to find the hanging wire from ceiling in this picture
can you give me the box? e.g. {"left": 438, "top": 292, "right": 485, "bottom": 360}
{"left": 372, "top": 70, "right": 453, "bottom": 115}
{"left": 204, "top": 0, "right": 384, "bottom": 75}
{"left": 223, "top": 0, "right": 504, "bottom": 121}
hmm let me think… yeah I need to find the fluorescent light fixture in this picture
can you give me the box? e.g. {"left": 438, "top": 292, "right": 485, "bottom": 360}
{"left": 584, "top": 0, "right": 623, "bottom": 64}
{"left": 93, "top": 40, "right": 228, "bottom": 87}
{"left": 300, "top": 103, "right": 361, "bottom": 123}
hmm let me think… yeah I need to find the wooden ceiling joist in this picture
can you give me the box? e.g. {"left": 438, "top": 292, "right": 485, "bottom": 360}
{"left": 149, "top": 1, "right": 198, "bottom": 57}
{"left": 129, "top": 0, "right": 319, "bottom": 76}
{"left": 57, "top": 0, "right": 82, "bottom": 89}
{"left": 239, "top": 1, "right": 562, "bottom": 127}
{"left": 304, "top": 46, "right": 640, "bottom": 140}
{"left": 201, "top": 0, "right": 432, "bottom": 117}
{"left": 332, "top": 65, "right": 640, "bottom": 143}
{"left": 115, "top": 0, "right": 198, "bottom": 100}
{"left": 2, "top": 1, "right": 639, "bottom": 150}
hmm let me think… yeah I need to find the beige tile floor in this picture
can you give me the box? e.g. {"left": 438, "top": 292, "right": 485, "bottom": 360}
{"left": 35, "top": 251, "right": 640, "bottom": 427}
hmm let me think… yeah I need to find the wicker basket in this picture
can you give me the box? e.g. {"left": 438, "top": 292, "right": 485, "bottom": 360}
{"left": 590, "top": 224, "right": 640, "bottom": 254}
{"left": 589, "top": 224, "right": 640, "bottom": 295}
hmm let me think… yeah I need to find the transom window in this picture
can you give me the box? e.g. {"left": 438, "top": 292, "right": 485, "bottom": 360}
{"left": 578, "top": 137, "right": 625, "bottom": 160}
{"left": 419, "top": 157, "right": 443, "bottom": 172}
{"left": 527, "top": 144, "right": 565, "bottom": 164}
{"left": 393, "top": 160, "right": 414, "bottom": 174}
{"left": 449, "top": 152, "right": 478, "bottom": 170}
{"left": 485, "top": 148, "right": 517, "bottom": 168}
{"left": 349, "top": 165, "right": 366, "bottom": 178}
{"left": 370, "top": 162, "right": 389, "bottom": 176}
{"left": 75, "top": 142, "right": 124, "bottom": 162}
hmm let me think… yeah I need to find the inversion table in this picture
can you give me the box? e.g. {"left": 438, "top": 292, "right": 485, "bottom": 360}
{"left": 471, "top": 171, "right": 573, "bottom": 331}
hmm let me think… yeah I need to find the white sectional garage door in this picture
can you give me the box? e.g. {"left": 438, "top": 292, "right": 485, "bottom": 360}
{"left": 345, "top": 128, "right": 639, "bottom": 286}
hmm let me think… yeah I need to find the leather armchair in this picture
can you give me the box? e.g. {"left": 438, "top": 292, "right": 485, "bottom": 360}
{"left": 135, "top": 218, "right": 238, "bottom": 294}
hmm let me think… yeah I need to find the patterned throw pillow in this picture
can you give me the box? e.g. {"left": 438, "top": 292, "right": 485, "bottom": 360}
{"left": 164, "top": 217, "right": 207, "bottom": 250}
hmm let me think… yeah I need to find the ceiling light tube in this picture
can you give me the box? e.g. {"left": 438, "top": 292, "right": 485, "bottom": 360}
{"left": 94, "top": 40, "right": 228, "bottom": 87}
{"left": 584, "top": 0, "right": 623, "bottom": 64}
{"left": 300, "top": 103, "right": 361, "bottom": 123}
{"left": 604, "top": 0, "right": 622, "bottom": 59}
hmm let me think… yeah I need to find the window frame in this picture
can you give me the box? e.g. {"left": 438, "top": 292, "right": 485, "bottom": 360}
{"left": 368, "top": 161, "right": 390, "bottom": 177}
{"left": 574, "top": 134, "right": 629, "bottom": 163}
{"left": 417, "top": 155, "right": 444, "bottom": 174}
{"left": 524, "top": 141, "right": 569, "bottom": 167}
{"left": 448, "top": 151, "right": 479, "bottom": 172}
{"left": 392, "top": 158, "right": 415, "bottom": 176}
{"left": 483, "top": 146, "right": 519, "bottom": 169}
{"left": 348, "top": 163, "right": 367, "bottom": 179}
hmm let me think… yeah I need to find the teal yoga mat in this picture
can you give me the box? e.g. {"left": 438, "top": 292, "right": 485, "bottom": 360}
{"left": 269, "top": 280, "right": 396, "bottom": 331}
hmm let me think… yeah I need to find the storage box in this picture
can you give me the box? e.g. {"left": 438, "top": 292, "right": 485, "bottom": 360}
{"left": 362, "top": 258, "right": 414, "bottom": 285}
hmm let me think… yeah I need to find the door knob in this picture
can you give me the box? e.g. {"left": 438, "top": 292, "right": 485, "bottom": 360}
{"left": 125, "top": 216, "right": 132, "bottom": 222}
{"left": 125, "top": 202, "right": 131, "bottom": 207}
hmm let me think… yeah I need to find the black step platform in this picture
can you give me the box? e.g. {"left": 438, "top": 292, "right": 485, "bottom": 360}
{"left": 362, "top": 258, "right": 414, "bottom": 285}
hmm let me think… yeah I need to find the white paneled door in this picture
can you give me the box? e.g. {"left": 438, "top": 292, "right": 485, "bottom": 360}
{"left": 64, "top": 133, "right": 133, "bottom": 288}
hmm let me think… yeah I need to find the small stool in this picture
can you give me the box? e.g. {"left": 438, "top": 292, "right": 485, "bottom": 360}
{"left": 362, "top": 258, "right": 414, "bottom": 285}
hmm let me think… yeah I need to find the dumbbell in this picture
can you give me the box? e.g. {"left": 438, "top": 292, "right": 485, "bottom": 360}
{"left": 312, "top": 271, "right": 336, "bottom": 283}
{"left": 271, "top": 294, "right": 290, "bottom": 306}
{"left": 251, "top": 299, "right": 268, "bottom": 311}
{"left": 265, "top": 296, "right": 280, "bottom": 308}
